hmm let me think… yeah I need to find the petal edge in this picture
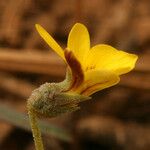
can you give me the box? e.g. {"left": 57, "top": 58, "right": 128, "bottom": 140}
{"left": 35, "top": 24, "right": 65, "bottom": 60}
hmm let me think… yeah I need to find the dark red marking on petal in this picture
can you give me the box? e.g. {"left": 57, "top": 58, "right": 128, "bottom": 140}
{"left": 85, "top": 66, "right": 96, "bottom": 71}
{"left": 64, "top": 49, "right": 84, "bottom": 89}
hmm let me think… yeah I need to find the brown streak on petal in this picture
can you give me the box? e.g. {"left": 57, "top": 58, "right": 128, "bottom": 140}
{"left": 64, "top": 49, "right": 84, "bottom": 89}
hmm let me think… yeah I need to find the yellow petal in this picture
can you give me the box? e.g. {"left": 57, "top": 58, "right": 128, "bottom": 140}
{"left": 35, "top": 24, "right": 65, "bottom": 60}
{"left": 67, "top": 23, "right": 90, "bottom": 63}
{"left": 85, "top": 44, "right": 138, "bottom": 75}
{"left": 75, "top": 70, "right": 120, "bottom": 96}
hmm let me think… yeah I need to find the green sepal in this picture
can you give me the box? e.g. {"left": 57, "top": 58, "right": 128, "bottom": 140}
{"left": 54, "top": 92, "right": 91, "bottom": 105}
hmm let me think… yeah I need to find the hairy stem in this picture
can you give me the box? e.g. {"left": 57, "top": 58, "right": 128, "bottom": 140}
{"left": 28, "top": 106, "right": 44, "bottom": 150}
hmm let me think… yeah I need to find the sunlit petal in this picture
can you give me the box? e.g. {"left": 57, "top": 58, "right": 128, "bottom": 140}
{"left": 35, "top": 24, "right": 65, "bottom": 60}
{"left": 67, "top": 23, "right": 90, "bottom": 63}
{"left": 74, "top": 70, "right": 120, "bottom": 96}
{"left": 85, "top": 44, "right": 138, "bottom": 75}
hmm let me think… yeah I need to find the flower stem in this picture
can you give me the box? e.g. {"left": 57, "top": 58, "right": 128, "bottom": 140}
{"left": 28, "top": 106, "right": 44, "bottom": 150}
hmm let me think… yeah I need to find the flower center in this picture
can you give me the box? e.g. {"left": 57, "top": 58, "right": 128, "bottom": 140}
{"left": 85, "top": 65, "right": 96, "bottom": 71}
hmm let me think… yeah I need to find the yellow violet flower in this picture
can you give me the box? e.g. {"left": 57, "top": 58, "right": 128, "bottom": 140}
{"left": 28, "top": 23, "right": 138, "bottom": 150}
{"left": 35, "top": 23, "right": 138, "bottom": 96}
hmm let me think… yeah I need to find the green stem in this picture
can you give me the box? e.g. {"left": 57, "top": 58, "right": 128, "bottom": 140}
{"left": 28, "top": 107, "right": 44, "bottom": 150}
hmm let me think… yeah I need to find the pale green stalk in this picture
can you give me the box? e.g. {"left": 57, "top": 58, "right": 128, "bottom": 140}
{"left": 28, "top": 106, "right": 44, "bottom": 150}
{"left": 27, "top": 70, "right": 90, "bottom": 150}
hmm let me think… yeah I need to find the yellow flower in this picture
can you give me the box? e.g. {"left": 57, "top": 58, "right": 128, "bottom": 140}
{"left": 35, "top": 23, "right": 138, "bottom": 96}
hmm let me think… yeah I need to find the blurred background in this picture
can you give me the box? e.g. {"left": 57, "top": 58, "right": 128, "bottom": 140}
{"left": 0, "top": 0, "right": 149, "bottom": 150}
